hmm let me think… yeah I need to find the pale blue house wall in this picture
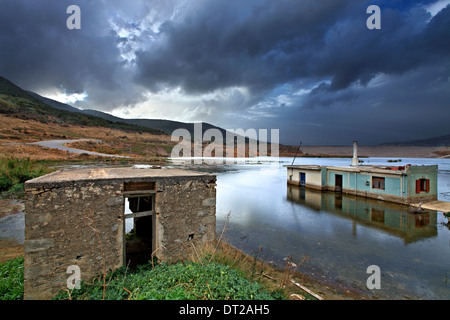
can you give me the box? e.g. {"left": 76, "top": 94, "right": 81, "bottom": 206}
{"left": 405, "top": 165, "right": 438, "bottom": 198}
{"left": 286, "top": 164, "right": 438, "bottom": 204}
{"left": 327, "top": 170, "right": 406, "bottom": 202}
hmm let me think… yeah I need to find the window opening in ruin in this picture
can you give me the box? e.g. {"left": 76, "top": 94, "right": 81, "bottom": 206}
{"left": 124, "top": 194, "right": 155, "bottom": 268}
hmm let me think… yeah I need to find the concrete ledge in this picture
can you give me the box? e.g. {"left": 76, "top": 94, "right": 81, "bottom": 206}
{"left": 410, "top": 200, "right": 450, "bottom": 213}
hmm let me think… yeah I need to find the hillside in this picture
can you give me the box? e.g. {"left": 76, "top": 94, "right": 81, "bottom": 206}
{"left": 24, "top": 85, "right": 289, "bottom": 151}
{"left": 0, "top": 76, "right": 177, "bottom": 160}
{"left": 81, "top": 109, "right": 230, "bottom": 138}
{"left": 378, "top": 134, "right": 450, "bottom": 147}
{"left": 0, "top": 75, "right": 297, "bottom": 160}
{"left": 0, "top": 76, "right": 164, "bottom": 136}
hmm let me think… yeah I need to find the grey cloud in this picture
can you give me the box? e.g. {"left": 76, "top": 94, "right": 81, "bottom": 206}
{"left": 0, "top": 0, "right": 154, "bottom": 110}
{"left": 134, "top": 0, "right": 357, "bottom": 95}
{"left": 274, "top": 62, "right": 450, "bottom": 145}
{"left": 134, "top": 1, "right": 450, "bottom": 99}
{"left": 0, "top": 0, "right": 448, "bottom": 145}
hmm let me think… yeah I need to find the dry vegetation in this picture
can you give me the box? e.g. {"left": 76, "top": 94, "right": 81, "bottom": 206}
{"left": 0, "top": 114, "right": 302, "bottom": 161}
{"left": 0, "top": 114, "right": 176, "bottom": 161}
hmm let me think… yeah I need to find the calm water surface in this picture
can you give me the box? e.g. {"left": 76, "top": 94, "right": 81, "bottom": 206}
{"left": 1, "top": 157, "right": 448, "bottom": 299}
{"left": 174, "top": 156, "right": 450, "bottom": 299}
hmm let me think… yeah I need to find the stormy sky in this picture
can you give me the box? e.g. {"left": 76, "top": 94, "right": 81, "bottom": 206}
{"left": 0, "top": 0, "right": 449, "bottom": 145}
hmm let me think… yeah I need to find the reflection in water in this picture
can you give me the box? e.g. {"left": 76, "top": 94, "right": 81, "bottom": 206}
{"left": 211, "top": 158, "right": 450, "bottom": 300}
{"left": 287, "top": 185, "right": 437, "bottom": 245}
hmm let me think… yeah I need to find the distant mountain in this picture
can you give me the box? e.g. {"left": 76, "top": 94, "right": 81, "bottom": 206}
{"left": 0, "top": 75, "right": 163, "bottom": 135}
{"left": 25, "top": 85, "right": 261, "bottom": 144}
{"left": 0, "top": 75, "right": 279, "bottom": 148}
{"left": 379, "top": 134, "right": 450, "bottom": 146}
{"left": 80, "top": 109, "right": 232, "bottom": 139}
{"left": 26, "top": 91, "right": 83, "bottom": 114}
{"left": 0, "top": 76, "right": 36, "bottom": 100}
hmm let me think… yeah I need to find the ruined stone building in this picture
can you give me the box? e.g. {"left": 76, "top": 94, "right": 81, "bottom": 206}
{"left": 23, "top": 166, "right": 216, "bottom": 300}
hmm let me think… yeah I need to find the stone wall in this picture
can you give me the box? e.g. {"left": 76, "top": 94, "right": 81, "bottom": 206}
{"left": 24, "top": 169, "right": 216, "bottom": 300}
{"left": 155, "top": 177, "right": 216, "bottom": 262}
{"left": 24, "top": 180, "right": 125, "bottom": 300}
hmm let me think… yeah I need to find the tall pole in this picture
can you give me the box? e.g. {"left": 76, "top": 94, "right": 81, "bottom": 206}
{"left": 291, "top": 141, "right": 302, "bottom": 166}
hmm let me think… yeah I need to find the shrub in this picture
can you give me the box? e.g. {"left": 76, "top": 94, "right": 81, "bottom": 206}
{"left": 0, "top": 157, "right": 49, "bottom": 193}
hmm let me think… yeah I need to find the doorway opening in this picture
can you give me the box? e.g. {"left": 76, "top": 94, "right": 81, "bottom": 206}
{"left": 335, "top": 174, "right": 343, "bottom": 192}
{"left": 124, "top": 194, "right": 155, "bottom": 268}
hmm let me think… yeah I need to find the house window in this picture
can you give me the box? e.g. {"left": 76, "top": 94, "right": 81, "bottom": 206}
{"left": 415, "top": 179, "right": 430, "bottom": 193}
{"left": 372, "top": 176, "right": 385, "bottom": 190}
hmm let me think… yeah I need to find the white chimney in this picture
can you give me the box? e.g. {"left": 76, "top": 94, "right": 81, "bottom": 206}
{"left": 351, "top": 141, "right": 359, "bottom": 166}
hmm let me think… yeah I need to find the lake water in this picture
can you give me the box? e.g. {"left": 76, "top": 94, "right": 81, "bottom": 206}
{"left": 1, "top": 156, "right": 448, "bottom": 299}
{"left": 172, "top": 156, "right": 450, "bottom": 299}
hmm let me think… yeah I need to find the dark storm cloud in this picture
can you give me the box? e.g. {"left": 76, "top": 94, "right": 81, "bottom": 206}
{"left": 134, "top": 0, "right": 357, "bottom": 94}
{"left": 135, "top": 0, "right": 450, "bottom": 99}
{"left": 0, "top": 0, "right": 154, "bottom": 109}
{"left": 0, "top": 0, "right": 448, "bottom": 144}
{"left": 0, "top": 1, "right": 115, "bottom": 91}
{"left": 272, "top": 61, "right": 450, "bottom": 145}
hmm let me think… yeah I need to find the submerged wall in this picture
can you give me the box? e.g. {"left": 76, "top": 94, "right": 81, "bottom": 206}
{"left": 287, "top": 166, "right": 327, "bottom": 190}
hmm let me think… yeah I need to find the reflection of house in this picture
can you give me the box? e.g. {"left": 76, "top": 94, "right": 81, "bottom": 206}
{"left": 286, "top": 185, "right": 437, "bottom": 243}
{"left": 285, "top": 142, "right": 438, "bottom": 205}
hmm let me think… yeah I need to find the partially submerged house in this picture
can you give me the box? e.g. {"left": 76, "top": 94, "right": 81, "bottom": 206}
{"left": 24, "top": 166, "right": 216, "bottom": 300}
{"left": 285, "top": 142, "right": 438, "bottom": 204}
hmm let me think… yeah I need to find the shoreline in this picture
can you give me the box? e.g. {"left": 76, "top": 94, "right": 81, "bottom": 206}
{"left": 2, "top": 137, "right": 449, "bottom": 161}
{"left": 0, "top": 198, "right": 365, "bottom": 300}
{"left": 1, "top": 195, "right": 447, "bottom": 300}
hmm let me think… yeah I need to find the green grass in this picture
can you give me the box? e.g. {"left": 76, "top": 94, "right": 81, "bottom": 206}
{"left": 0, "top": 256, "right": 24, "bottom": 300}
{"left": 54, "top": 257, "right": 281, "bottom": 300}
{"left": 0, "top": 245, "right": 308, "bottom": 300}
{"left": 0, "top": 157, "right": 51, "bottom": 195}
